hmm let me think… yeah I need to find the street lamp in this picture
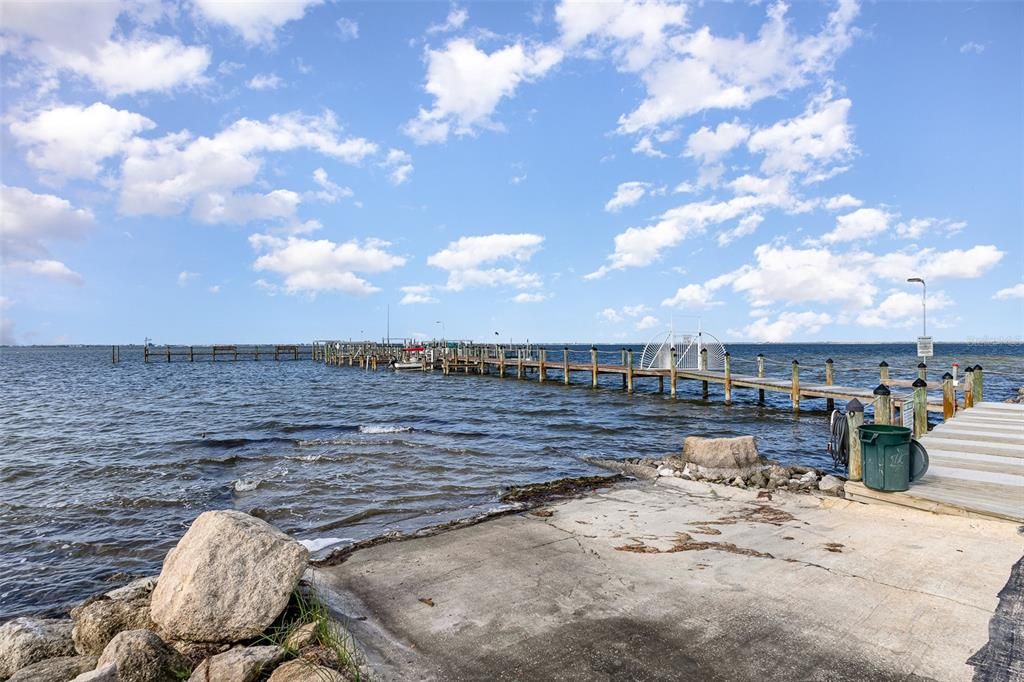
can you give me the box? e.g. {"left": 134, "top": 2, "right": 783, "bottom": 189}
{"left": 907, "top": 277, "right": 926, "bottom": 336}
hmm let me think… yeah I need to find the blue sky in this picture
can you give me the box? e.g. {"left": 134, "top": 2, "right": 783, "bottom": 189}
{"left": 1, "top": 0, "right": 1021, "bottom": 345}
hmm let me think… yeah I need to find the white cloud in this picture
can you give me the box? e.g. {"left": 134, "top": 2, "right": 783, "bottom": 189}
{"left": 250, "top": 234, "right": 406, "bottom": 295}
{"left": 661, "top": 282, "right": 724, "bottom": 309}
{"left": 742, "top": 311, "right": 833, "bottom": 342}
{"left": 632, "top": 136, "right": 667, "bottom": 158}
{"left": 247, "top": 73, "right": 283, "bottom": 90}
{"left": 824, "top": 194, "right": 862, "bottom": 210}
{"left": 914, "top": 245, "right": 1004, "bottom": 280}
{"left": 400, "top": 285, "right": 438, "bottom": 305}
{"left": 177, "top": 271, "right": 199, "bottom": 287}
{"left": 404, "top": 38, "right": 563, "bottom": 143}
{"left": 311, "top": 168, "right": 354, "bottom": 203}
{"left": 0, "top": 185, "right": 92, "bottom": 284}
{"left": 192, "top": 0, "right": 324, "bottom": 45}
{"left": 192, "top": 190, "right": 302, "bottom": 224}
{"left": 426, "top": 233, "right": 545, "bottom": 292}
{"left": 960, "top": 41, "right": 985, "bottom": 55}
{"left": 336, "top": 17, "right": 359, "bottom": 41}
{"left": 820, "top": 207, "right": 893, "bottom": 244}
{"left": 894, "top": 217, "right": 966, "bottom": 240}
{"left": 635, "top": 314, "right": 660, "bottom": 331}
{"left": 556, "top": 0, "right": 688, "bottom": 72}
{"left": 9, "top": 102, "right": 155, "bottom": 180}
{"left": 382, "top": 149, "right": 414, "bottom": 185}
{"left": 427, "top": 7, "right": 468, "bottom": 35}
{"left": 685, "top": 120, "right": 749, "bottom": 165}
{"left": 208, "top": 285, "right": 221, "bottom": 294}
{"left": 747, "top": 95, "right": 854, "bottom": 179}
{"left": 60, "top": 38, "right": 211, "bottom": 96}
{"left": 604, "top": 181, "right": 651, "bottom": 212}
{"left": 513, "top": 292, "right": 548, "bottom": 303}
{"left": 8, "top": 259, "right": 84, "bottom": 284}
{"left": 857, "top": 290, "right": 952, "bottom": 328}
{"left": 994, "top": 283, "right": 1024, "bottom": 300}
{"left": 717, "top": 213, "right": 764, "bottom": 246}
{"left": 622, "top": 304, "right": 651, "bottom": 317}
{"left": 600, "top": 307, "right": 623, "bottom": 323}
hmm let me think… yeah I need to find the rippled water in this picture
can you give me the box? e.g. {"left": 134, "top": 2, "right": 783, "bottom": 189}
{"left": 1, "top": 343, "right": 1020, "bottom": 619}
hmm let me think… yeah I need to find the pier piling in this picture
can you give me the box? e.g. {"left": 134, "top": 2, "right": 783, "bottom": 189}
{"left": 723, "top": 352, "right": 732, "bottom": 404}
{"left": 590, "top": 347, "right": 598, "bottom": 388}
{"left": 825, "top": 358, "right": 835, "bottom": 412}
{"left": 757, "top": 354, "right": 765, "bottom": 402}
{"left": 846, "top": 399, "right": 864, "bottom": 482}
{"left": 791, "top": 360, "right": 800, "bottom": 412}
{"left": 912, "top": 378, "right": 929, "bottom": 437}
{"left": 942, "top": 372, "right": 955, "bottom": 419}
{"left": 874, "top": 384, "right": 892, "bottom": 425}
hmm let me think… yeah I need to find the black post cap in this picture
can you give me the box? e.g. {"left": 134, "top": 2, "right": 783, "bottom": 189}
{"left": 965, "top": 366, "right": 975, "bottom": 372}
{"left": 942, "top": 372, "right": 953, "bottom": 380}
{"left": 757, "top": 353, "right": 764, "bottom": 357}
{"left": 792, "top": 359, "right": 799, "bottom": 365}
{"left": 874, "top": 384, "right": 891, "bottom": 396}
{"left": 590, "top": 346, "right": 596, "bottom": 351}
{"left": 826, "top": 358, "right": 834, "bottom": 364}
{"left": 879, "top": 361, "right": 889, "bottom": 367}
{"left": 974, "top": 364, "right": 983, "bottom": 371}
{"left": 912, "top": 378, "right": 928, "bottom": 388}
{"left": 564, "top": 346, "right": 569, "bottom": 350}
{"left": 724, "top": 351, "right": 730, "bottom": 357}
{"left": 847, "top": 398, "right": 864, "bottom": 413}
{"left": 917, "top": 362, "right": 927, "bottom": 368}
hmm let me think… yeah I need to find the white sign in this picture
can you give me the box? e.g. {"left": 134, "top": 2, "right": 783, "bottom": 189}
{"left": 917, "top": 336, "right": 933, "bottom": 358}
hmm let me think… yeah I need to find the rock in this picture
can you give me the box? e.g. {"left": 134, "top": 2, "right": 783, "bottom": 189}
{"left": 819, "top": 475, "right": 845, "bottom": 496}
{"left": 167, "top": 641, "right": 230, "bottom": 667}
{"left": 284, "top": 623, "right": 318, "bottom": 651}
{"left": 730, "top": 476, "right": 746, "bottom": 488}
{"left": 0, "top": 617, "right": 76, "bottom": 679}
{"left": 788, "top": 478, "right": 803, "bottom": 489}
{"left": 187, "top": 645, "right": 286, "bottom": 682}
{"left": 8, "top": 655, "right": 97, "bottom": 682}
{"left": 655, "top": 466, "right": 675, "bottom": 477}
{"left": 72, "top": 664, "right": 118, "bottom": 681}
{"left": 266, "top": 660, "right": 346, "bottom": 682}
{"left": 149, "top": 510, "right": 309, "bottom": 643}
{"left": 748, "top": 471, "right": 767, "bottom": 488}
{"left": 681, "top": 436, "right": 765, "bottom": 480}
{"left": 96, "top": 630, "right": 190, "bottom": 682}
{"left": 72, "top": 598, "right": 155, "bottom": 657}
{"left": 800, "top": 470, "right": 819, "bottom": 483}
{"left": 105, "top": 577, "right": 157, "bottom": 603}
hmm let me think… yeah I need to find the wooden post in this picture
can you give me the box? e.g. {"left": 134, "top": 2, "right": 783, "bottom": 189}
{"left": 917, "top": 362, "right": 927, "bottom": 383}
{"left": 112, "top": 345, "right": 116, "bottom": 364}
{"left": 498, "top": 347, "right": 505, "bottom": 378}
{"left": 517, "top": 350, "right": 524, "bottom": 379}
{"left": 700, "top": 348, "right": 708, "bottom": 399}
{"left": 144, "top": 346, "right": 149, "bottom": 363}
{"left": 560, "top": 347, "right": 569, "bottom": 385}
{"left": 620, "top": 349, "right": 627, "bottom": 389}
{"left": 791, "top": 360, "right": 800, "bottom": 412}
{"left": 190, "top": 346, "right": 194, "bottom": 362}
{"left": 590, "top": 347, "right": 598, "bottom": 388}
{"left": 626, "top": 349, "right": 634, "bottom": 393}
{"left": 479, "top": 348, "right": 485, "bottom": 375}
{"left": 874, "top": 384, "right": 891, "bottom": 425}
{"left": 825, "top": 358, "right": 834, "bottom": 412}
{"left": 846, "top": 398, "right": 864, "bottom": 482}
{"left": 659, "top": 375, "right": 664, "bottom": 393}
{"left": 912, "top": 378, "right": 928, "bottom": 438}
{"left": 723, "top": 352, "right": 732, "bottom": 404}
{"left": 166, "top": 347, "right": 171, "bottom": 363}
{"left": 539, "top": 348, "right": 546, "bottom": 382}
{"left": 670, "top": 348, "right": 677, "bottom": 398}
{"left": 443, "top": 354, "right": 449, "bottom": 376}
{"left": 942, "top": 372, "right": 955, "bottom": 419}
{"left": 964, "top": 366, "right": 974, "bottom": 408}
{"left": 879, "top": 361, "right": 890, "bottom": 385}
{"left": 757, "top": 353, "right": 765, "bottom": 402}
{"left": 973, "top": 365, "right": 984, "bottom": 404}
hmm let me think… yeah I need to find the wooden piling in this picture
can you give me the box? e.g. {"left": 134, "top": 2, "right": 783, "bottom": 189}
{"left": 626, "top": 349, "right": 634, "bottom": 393}
{"left": 874, "top": 384, "right": 892, "bottom": 425}
{"left": 166, "top": 347, "right": 171, "bottom": 363}
{"left": 561, "top": 347, "right": 569, "bottom": 385}
{"left": 917, "top": 362, "right": 927, "bottom": 383}
{"left": 879, "top": 361, "right": 890, "bottom": 385}
{"left": 757, "top": 353, "right": 765, "bottom": 402}
{"left": 700, "top": 348, "right": 708, "bottom": 399}
{"left": 791, "top": 360, "right": 800, "bottom": 412}
{"left": 912, "top": 378, "right": 928, "bottom": 437}
{"left": 846, "top": 398, "right": 864, "bottom": 482}
{"left": 825, "top": 358, "right": 834, "bottom": 412}
{"left": 973, "top": 365, "right": 984, "bottom": 404}
{"left": 189, "top": 346, "right": 194, "bottom": 362}
{"left": 498, "top": 347, "right": 505, "bottom": 378}
{"left": 670, "top": 348, "right": 678, "bottom": 398}
{"left": 942, "top": 372, "right": 955, "bottom": 419}
{"left": 621, "top": 349, "right": 627, "bottom": 389}
{"left": 590, "top": 347, "right": 598, "bottom": 388}
{"left": 517, "top": 350, "right": 524, "bottom": 379}
{"left": 539, "top": 349, "right": 546, "bottom": 382}
{"left": 723, "top": 352, "right": 732, "bottom": 404}
{"left": 964, "top": 366, "right": 974, "bottom": 408}
{"left": 478, "top": 349, "right": 485, "bottom": 375}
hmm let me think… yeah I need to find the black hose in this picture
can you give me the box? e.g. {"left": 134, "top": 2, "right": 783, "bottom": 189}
{"left": 828, "top": 409, "right": 849, "bottom": 469}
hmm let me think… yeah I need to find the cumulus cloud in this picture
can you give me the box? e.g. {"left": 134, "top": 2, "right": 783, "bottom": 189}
{"left": 336, "top": 17, "right": 359, "bottom": 41}
{"left": 0, "top": 185, "right": 92, "bottom": 284}
{"left": 604, "top": 181, "right": 651, "bottom": 212}
{"left": 820, "top": 207, "right": 894, "bottom": 243}
{"left": 824, "top": 194, "right": 862, "bottom": 211}
{"left": 894, "top": 217, "right": 966, "bottom": 240}
{"left": 192, "top": 0, "right": 324, "bottom": 45}
{"left": 426, "top": 233, "right": 545, "bottom": 293}
{"left": 382, "top": 149, "right": 414, "bottom": 185}
{"left": 400, "top": 284, "right": 438, "bottom": 305}
{"left": 993, "top": 283, "right": 1024, "bottom": 300}
{"left": 747, "top": 94, "right": 854, "bottom": 180}
{"left": 247, "top": 73, "right": 284, "bottom": 90}
{"left": 427, "top": 6, "right": 468, "bottom": 35}
{"left": 857, "top": 290, "right": 952, "bottom": 328}
{"left": 513, "top": 292, "right": 548, "bottom": 303}
{"left": 250, "top": 234, "right": 406, "bottom": 295}
{"left": 661, "top": 282, "right": 725, "bottom": 309}
{"left": 556, "top": 0, "right": 688, "bottom": 72}
{"left": 177, "top": 271, "right": 199, "bottom": 287}
{"left": 404, "top": 38, "right": 563, "bottom": 143}
{"left": 685, "top": 120, "right": 750, "bottom": 166}
{"left": 742, "top": 311, "right": 833, "bottom": 342}
{"left": 635, "top": 314, "right": 660, "bottom": 331}
{"left": 311, "top": 168, "right": 354, "bottom": 203}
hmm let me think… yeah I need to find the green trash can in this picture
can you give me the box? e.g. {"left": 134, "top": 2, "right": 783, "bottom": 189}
{"left": 859, "top": 424, "right": 912, "bottom": 492}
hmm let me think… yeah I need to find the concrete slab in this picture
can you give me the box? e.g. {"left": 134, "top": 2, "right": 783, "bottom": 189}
{"left": 312, "top": 479, "right": 1024, "bottom": 681}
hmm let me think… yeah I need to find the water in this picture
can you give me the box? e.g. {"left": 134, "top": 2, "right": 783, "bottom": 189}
{"left": 1, "top": 343, "right": 1020, "bottom": 619}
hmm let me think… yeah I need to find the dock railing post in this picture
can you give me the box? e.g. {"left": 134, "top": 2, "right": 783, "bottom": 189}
{"left": 912, "top": 378, "right": 928, "bottom": 437}
{"left": 620, "top": 349, "right": 627, "bottom": 389}
{"left": 626, "top": 349, "right": 634, "bottom": 393}
{"left": 825, "top": 358, "right": 834, "bottom": 412}
{"left": 964, "top": 366, "right": 974, "bottom": 408}
{"left": 563, "top": 347, "right": 570, "bottom": 385}
{"left": 873, "top": 384, "right": 892, "bottom": 425}
{"left": 879, "top": 361, "right": 890, "bottom": 385}
{"left": 846, "top": 399, "right": 864, "bottom": 482}
{"left": 498, "top": 347, "right": 505, "bottom": 378}
{"left": 757, "top": 353, "right": 765, "bottom": 402}
{"left": 700, "top": 348, "right": 708, "bottom": 399}
{"left": 917, "top": 362, "right": 927, "bottom": 383}
{"left": 791, "top": 360, "right": 800, "bottom": 412}
{"left": 479, "top": 348, "right": 485, "bottom": 375}
{"left": 166, "top": 347, "right": 171, "bottom": 363}
{"left": 670, "top": 348, "right": 678, "bottom": 398}
{"left": 517, "top": 349, "right": 524, "bottom": 379}
{"left": 591, "top": 347, "right": 598, "bottom": 388}
{"left": 942, "top": 372, "right": 955, "bottom": 419}
{"left": 190, "top": 346, "right": 194, "bottom": 362}
{"left": 973, "top": 365, "right": 984, "bottom": 404}
{"left": 723, "top": 352, "right": 732, "bottom": 404}
{"left": 539, "top": 348, "right": 546, "bottom": 382}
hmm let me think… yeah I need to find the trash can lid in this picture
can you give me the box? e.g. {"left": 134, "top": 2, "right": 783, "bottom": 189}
{"left": 910, "top": 440, "right": 929, "bottom": 482}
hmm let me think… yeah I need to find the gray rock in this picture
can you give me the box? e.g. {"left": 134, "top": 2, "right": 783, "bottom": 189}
{"left": 72, "top": 597, "right": 155, "bottom": 657}
{"left": 166, "top": 641, "right": 230, "bottom": 668}
{"left": 187, "top": 645, "right": 286, "bottom": 682}
{"left": 0, "top": 617, "right": 76, "bottom": 679}
{"left": 104, "top": 578, "right": 157, "bottom": 603}
{"left": 655, "top": 466, "right": 675, "bottom": 477}
{"left": 730, "top": 476, "right": 746, "bottom": 488}
{"left": 284, "top": 623, "right": 318, "bottom": 651}
{"left": 748, "top": 471, "right": 767, "bottom": 488}
{"left": 149, "top": 510, "right": 309, "bottom": 643}
{"left": 8, "top": 655, "right": 97, "bottom": 682}
{"left": 819, "top": 475, "right": 845, "bottom": 496}
{"left": 681, "top": 436, "right": 765, "bottom": 479}
{"left": 800, "top": 470, "right": 819, "bottom": 484}
{"left": 72, "top": 664, "right": 118, "bottom": 682}
{"left": 266, "top": 660, "right": 346, "bottom": 682}
{"left": 96, "top": 630, "right": 190, "bottom": 682}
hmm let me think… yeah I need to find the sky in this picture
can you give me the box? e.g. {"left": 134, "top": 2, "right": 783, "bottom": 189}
{"left": 0, "top": 0, "right": 1022, "bottom": 346}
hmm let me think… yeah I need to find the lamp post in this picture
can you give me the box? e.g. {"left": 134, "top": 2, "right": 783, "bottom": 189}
{"left": 906, "top": 277, "right": 926, "bottom": 336}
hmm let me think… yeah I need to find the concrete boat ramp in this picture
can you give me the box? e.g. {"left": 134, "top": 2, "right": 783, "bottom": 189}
{"left": 846, "top": 402, "right": 1024, "bottom": 523}
{"left": 312, "top": 477, "right": 1024, "bottom": 681}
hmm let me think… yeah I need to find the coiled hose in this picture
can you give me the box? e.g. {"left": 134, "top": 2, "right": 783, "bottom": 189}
{"left": 828, "top": 409, "right": 849, "bottom": 469}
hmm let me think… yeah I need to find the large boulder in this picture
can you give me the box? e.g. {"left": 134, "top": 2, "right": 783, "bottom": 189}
{"left": 266, "top": 660, "right": 346, "bottom": 682}
{"left": 681, "top": 436, "right": 765, "bottom": 479}
{"left": 72, "top": 598, "right": 155, "bottom": 657}
{"left": 0, "top": 617, "right": 75, "bottom": 679}
{"left": 149, "top": 510, "right": 308, "bottom": 643}
{"left": 71, "top": 664, "right": 117, "bottom": 681}
{"left": 187, "top": 645, "right": 286, "bottom": 682}
{"left": 8, "top": 655, "right": 96, "bottom": 682}
{"left": 96, "top": 630, "right": 189, "bottom": 682}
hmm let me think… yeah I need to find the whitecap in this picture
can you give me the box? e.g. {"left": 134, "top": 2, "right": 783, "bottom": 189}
{"left": 358, "top": 424, "right": 412, "bottom": 434}
{"left": 233, "top": 478, "right": 261, "bottom": 492}
{"left": 298, "top": 537, "right": 353, "bottom": 552}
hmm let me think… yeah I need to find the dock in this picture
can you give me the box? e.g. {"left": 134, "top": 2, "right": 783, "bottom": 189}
{"left": 846, "top": 402, "right": 1024, "bottom": 523}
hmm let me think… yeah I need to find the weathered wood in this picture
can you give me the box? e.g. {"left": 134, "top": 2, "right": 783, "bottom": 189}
{"left": 621, "top": 349, "right": 627, "bottom": 389}
{"left": 517, "top": 350, "right": 524, "bottom": 379}
{"left": 670, "top": 348, "right": 678, "bottom": 397}
{"left": 825, "top": 358, "right": 834, "bottom": 412}
{"left": 874, "top": 384, "right": 892, "bottom": 425}
{"left": 757, "top": 353, "right": 765, "bottom": 402}
{"left": 917, "top": 362, "right": 927, "bottom": 382}
{"left": 879, "top": 361, "right": 890, "bottom": 385}
{"left": 973, "top": 365, "right": 984, "bottom": 404}
{"left": 591, "top": 347, "right": 598, "bottom": 388}
{"left": 700, "top": 348, "right": 708, "bottom": 399}
{"left": 913, "top": 378, "right": 929, "bottom": 437}
{"left": 846, "top": 399, "right": 864, "bottom": 482}
{"left": 539, "top": 349, "right": 547, "bottom": 382}
{"left": 498, "top": 347, "right": 505, "bottom": 378}
{"left": 942, "top": 372, "right": 955, "bottom": 419}
{"left": 563, "top": 347, "right": 570, "bottom": 386}
{"left": 723, "top": 352, "right": 732, "bottom": 404}
{"left": 964, "top": 366, "right": 975, "bottom": 408}
{"left": 626, "top": 349, "right": 634, "bottom": 393}
{"left": 791, "top": 360, "right": 800, "bottom": 412}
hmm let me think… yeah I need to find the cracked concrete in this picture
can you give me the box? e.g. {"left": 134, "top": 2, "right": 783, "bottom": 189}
{"left": 311, "top": 477, "right": 1024, "bottom": 681}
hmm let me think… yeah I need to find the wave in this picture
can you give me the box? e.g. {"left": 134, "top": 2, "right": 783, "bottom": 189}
{"left": 232, "top": 478, "right": 261, "bottom": 492}
{"left": 297, "top": 537, "right": 353, "bottom": 552}
{"left": 193, "top": 436, "right": 295, "bottom": 449}
{"left": 358, "top": 424, "right": 413, "bottom": 434}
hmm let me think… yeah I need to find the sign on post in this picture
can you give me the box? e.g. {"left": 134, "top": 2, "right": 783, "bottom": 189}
{"left": 917, "top": 336, "right": 933, "bottom": 358}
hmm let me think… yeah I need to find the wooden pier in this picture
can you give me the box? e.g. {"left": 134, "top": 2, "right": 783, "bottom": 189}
{"left": 136, "top": 344, "right": 311, "bottom": 362}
